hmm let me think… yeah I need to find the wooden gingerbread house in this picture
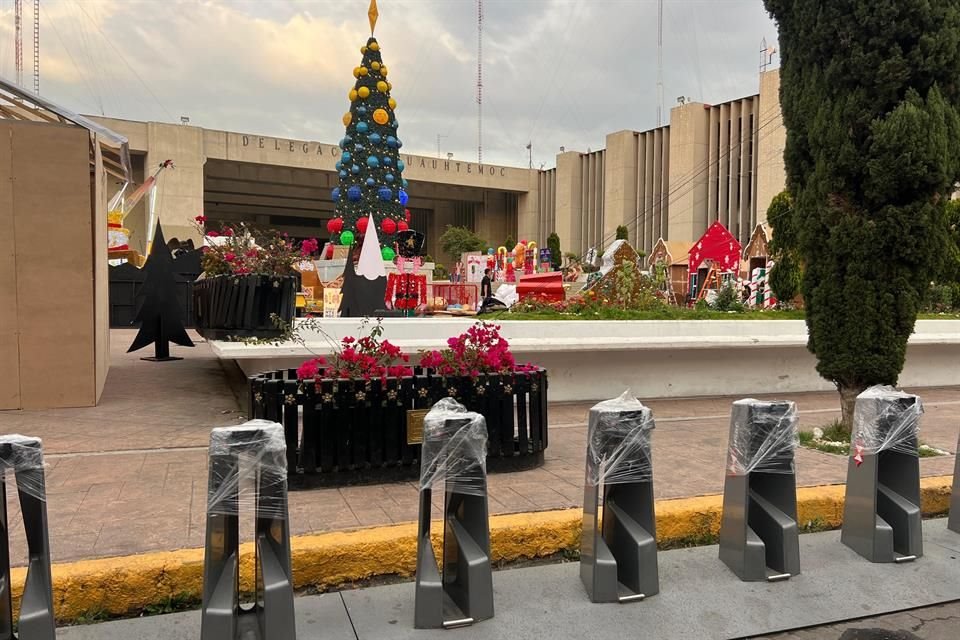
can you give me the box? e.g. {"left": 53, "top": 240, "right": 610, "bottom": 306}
{"left": 648, "top": 238, "right": 693, "bottom": 304}
{"left": 742, "top": 224, "right": 772, "bottom": 276}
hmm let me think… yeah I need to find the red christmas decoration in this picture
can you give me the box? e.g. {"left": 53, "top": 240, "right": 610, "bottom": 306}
{"left": 326, "top": 217, "right": 344, "bottom": 234}
{"left": 404, "top": 208, "right": 411, "bottom": 223}
{"left": 687, "top": 222, "right": 742, "bottom": 272}
{"left": 356, "top": 216, "right": 369, "bottom": 234}
{"left": 397, "top": 220, "right": 409, "bottom": 232}
{"left": 381, "top": 218, "right": 397, "bottom": 235}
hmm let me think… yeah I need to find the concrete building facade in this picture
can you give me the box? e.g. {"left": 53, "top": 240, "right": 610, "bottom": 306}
{"left": 92, "top": 69, "right": 785, "bottom": 265}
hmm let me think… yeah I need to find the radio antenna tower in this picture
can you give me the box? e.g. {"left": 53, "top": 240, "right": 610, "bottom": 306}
{"left": 656, "top": 0, "right": 664, "bottom": 126}
{"left": 477, "top": 0, "right": 483, "bottom": 164}
{"left": 33, "top": 0, "right": 40, "bottom": 94}
{"left": 14, "top": 0, "right": 23, "bottom": 86}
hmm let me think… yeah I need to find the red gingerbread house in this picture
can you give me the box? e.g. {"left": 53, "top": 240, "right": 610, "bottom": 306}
{"left": 687, "top": 222, "right": 742, "bottom": 302}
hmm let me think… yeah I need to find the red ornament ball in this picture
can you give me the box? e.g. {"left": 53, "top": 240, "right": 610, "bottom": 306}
{"left": 356, "top": 217, "right": 369, "bottom": 234}
{"left": 326, "top": 217, "right": 344, "bottom": 234}
{"left": 397, "top": 220, "right": 409, "bottom": 232}
{"left": 381, "top": 218, "right": 397, "bottom": 235}
{"left": 404, "top": 208, "right": 411, "bottom": 223}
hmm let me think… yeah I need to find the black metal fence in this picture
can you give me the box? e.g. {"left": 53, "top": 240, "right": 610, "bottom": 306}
{"left": 249, "top": 367, "right": 549, "bottom": 487}
{"left": 193, "top": 274, "right": 298, "bottom": 340}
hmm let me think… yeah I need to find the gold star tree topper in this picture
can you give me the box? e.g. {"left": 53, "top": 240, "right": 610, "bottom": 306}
{"left": 368, "top": 0, "right": 379, "bottom": 35}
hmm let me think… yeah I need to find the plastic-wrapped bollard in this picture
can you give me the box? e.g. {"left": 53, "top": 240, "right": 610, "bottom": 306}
{"left": 0, "top": 435, "right": 56, "bottom": 640}
{"left": 414, "top": 399, "right": 493, "bottom": 629}
{"left": 718, "top": 400, "right": 801, "bottom": 582}
{"left": 579, "top": 391, "right": 659, "bottom": 603}
{"left": 201, "top": 421, "right": 295, "bottom": 640}
{"left": 841, "top": 386, "right": 923, "bottom": 563}
{"left": 950, "top": 430, "right": 960, "bottom": 534}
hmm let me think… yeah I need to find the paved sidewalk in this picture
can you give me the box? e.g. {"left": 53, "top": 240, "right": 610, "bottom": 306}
{"left": 0, "top": 330, "right": 957, "bottom": 565}
{"left": 54, "top": 520, "right": 960, "bottom": 639}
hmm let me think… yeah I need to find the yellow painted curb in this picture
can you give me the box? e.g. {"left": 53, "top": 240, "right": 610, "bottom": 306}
{"left": 10, "top": 475, "right": 955, "bottom": 622}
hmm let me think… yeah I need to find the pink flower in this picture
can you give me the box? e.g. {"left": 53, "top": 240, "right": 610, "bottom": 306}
{"left": 224, "top": 252, "right": 236, "bottom": 262}
{"left": 195, "top": 215, "right": 207, "bottom": 224}
{"left": 206, "top": 230, "right": 220, "bottom": 238}
{"left": 224, "top": 228, "right": 235, "bottom": 237}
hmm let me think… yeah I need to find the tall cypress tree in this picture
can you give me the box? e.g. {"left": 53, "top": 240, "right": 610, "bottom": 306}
{"left": 765, "top": 1, "right": 960, "bottom": 429}
{"left": 329, "top": 5, "right": 409, "bottom": 247}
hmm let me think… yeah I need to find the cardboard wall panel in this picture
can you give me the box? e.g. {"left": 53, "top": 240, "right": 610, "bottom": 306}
{"left": 11, "top": 121, "right": 95, "bottom": 408}
{"left": 0, "top": 123, "right": 20, "bottom": 409}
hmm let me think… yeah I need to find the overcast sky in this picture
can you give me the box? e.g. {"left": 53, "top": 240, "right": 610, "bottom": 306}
{"left": 0, "top": 0, "right": 777, "bottom": 168}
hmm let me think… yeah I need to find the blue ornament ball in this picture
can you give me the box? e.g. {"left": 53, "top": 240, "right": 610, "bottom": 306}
{"left": 356, "top": 121, "right": 369, "bottom": 133}
{"left": 351, "top": 164, "right": 360, "bottom": 175}
{"left": 386, "top": 136, "right": 397, "bottom": 148}
{"left": 331, "top": 187, "right": 341, "bottom": 202}
{"left": 366, "top": 155, "right": 380, "bottom": 168}
{"left": 341, "top": 151, "right": 352, "bottom": 163}
{"left": 348, "top": 186, "right": 362, "bottom": 202}
{"left": 357, "top": 106, "right": 367, "bottom": 115}
{"left": 335, "top": 161, "right": 343, "bottom": 171}
{"left": 398, "top": 189, "right": 409, "bottom": 205}
{"left": 339, "top": 170, "right": 347, "bottom": 178}
{"left": 385, "top": 173, "right": 395, "bottom": 183}
{"left": 396, "top": 138, "right": 403, "bottom": 148}
{"left": 402, "top": 179, "right": 409, "bottom": 188}
{"left": 383, "top": 156, "right": 392, "bottom": 166}
{"left": 366, "top": 177, "right": 376, "bottom": 187}
{"left": 378, "top": 187, "right": 392, "bottom": 202}
{"left": 397, "top": 160, "right": 405, "bottom": 171}
{"left": 354, "top": 143, "right": 364, "bottom": 152}
{"left": 369, "top": 133, "right": 382, "bottom": 144}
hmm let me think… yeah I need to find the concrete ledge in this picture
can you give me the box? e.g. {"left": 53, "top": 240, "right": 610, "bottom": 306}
{"left": 12, "top": 475, "right": 954, "bottom": 623}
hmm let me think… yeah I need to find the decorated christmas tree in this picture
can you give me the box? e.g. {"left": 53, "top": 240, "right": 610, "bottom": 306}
{"left": 328, "top": 0, "right": 409, "bottom": 257}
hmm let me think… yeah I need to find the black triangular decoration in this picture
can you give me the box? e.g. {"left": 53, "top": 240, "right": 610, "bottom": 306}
{"left": 338, "top": 243, "right": 387, "bottom": 318}
{"left": 127, "top": 222, "right": 195, "bottom": 361}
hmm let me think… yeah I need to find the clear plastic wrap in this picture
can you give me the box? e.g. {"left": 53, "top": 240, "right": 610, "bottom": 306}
{"left": 726, "top": 399, "right": 799, "bottom": 475}
{"left": 0, "top": 434, "right": 47, "bottom": 501}
{"left": 585, "top": 390, "right": 655, "bottom": 486}
{"left": 851, "top": 385, "right": 923, "bottom": 457}
{"left": 419, "top": 398, "right": 488, "bottom": 497}
{"left": 206, "top": 420, "right": 289, "bottom": 520}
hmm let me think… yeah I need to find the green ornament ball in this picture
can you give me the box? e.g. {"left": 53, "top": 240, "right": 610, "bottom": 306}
{"left": 381, "top": 246, "right": 396, "bottom": 261}
{"left": 340, "top": 230, "right": 355, "bottom": 246}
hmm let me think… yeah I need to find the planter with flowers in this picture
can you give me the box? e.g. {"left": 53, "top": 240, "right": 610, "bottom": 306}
{"left": 248, "top": 320, "right": 548, "bottom": 487}
{"left": 192, "top": 216, "right": 319, "bottom": 340}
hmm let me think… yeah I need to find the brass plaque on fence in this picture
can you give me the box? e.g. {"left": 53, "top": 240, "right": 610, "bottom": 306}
{"left": 406, "top": 409, "right": 429, "bottom": 445}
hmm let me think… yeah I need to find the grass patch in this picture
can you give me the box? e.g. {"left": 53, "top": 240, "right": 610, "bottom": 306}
{"left": 799, "top": 420, "right": 950, "bottom": 457}
{"left": 488, "top": 308, "right": 807, "bottom": 321}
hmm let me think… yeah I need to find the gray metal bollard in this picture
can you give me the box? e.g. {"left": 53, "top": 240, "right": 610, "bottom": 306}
{"left": 718, "top": 400, "right": 801, "bottom": 582}
{"left": 949, "top": 431, "right": 960, "bottom": 534}
{"left": 201, "top": 421, "right": 295, "bottom": 640}
{"left": 414, "top": 399, "right": 493, "bottom": 630}
{"left": 579, "top": 392, "right": 658, "bottom": 603}
{"left": 841, "top": 387, "right": 923, "bottom": 563}
{"left": 0, "top": 435, "right": 56, "bottom": 640}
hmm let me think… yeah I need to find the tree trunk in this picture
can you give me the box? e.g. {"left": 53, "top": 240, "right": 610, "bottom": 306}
{"left": 838, "top": 384, "right": 866, "bottom": 437}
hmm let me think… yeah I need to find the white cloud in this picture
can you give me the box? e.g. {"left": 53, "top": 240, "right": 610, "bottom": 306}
{"left": 1, "top": 0, "right": 777, "bottom": 167}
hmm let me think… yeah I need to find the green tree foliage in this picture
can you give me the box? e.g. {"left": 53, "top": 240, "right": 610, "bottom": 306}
{"left": 616, "top": 225, "right": 629, "bottom": 241}
{"left": 504, "top": 234, "right": 516, "bottom": 249}
{"left": 765, "top": 0, "right": 960, "bottom": 428}
{"left": 547, "top": 232, "right": 562, "bottom": 270}
{"left": 439, "top": 226, "right": 487, "bottom": 262}
{"left": 766, "top": 191, "right": 802, "bottom": 302}
{"left": 332, "top": 37, "right": 408, "bottom": 239}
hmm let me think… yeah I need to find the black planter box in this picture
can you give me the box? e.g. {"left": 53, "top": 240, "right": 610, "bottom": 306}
{"left": 193, "top": 274, "right": 297, "bottom": 340}
{"left": 249, "top": 368, "right": 549, "bottom": 487}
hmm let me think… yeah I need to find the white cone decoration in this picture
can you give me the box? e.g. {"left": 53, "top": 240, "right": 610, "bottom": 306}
{"left": 356, "top": 213, "right": 387, "bottom": 281}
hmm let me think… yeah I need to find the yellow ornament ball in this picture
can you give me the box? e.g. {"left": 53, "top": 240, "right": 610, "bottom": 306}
{"left": 371, "top": 61, "right": 381, "bottom": 71}
{"left": 342, "top": 112, "right": 352, "bottom": 126}
{"left": 358, "top": 86, "right": 370, "bottom": 99}
{"left": 387, "top": 82, "right": 392, "bottom": 91}
{"left": 361, "top": 46, "right": 368, "bottom": 54}
{"left": 353, "top": 67, "right": 361, "bottom": 78}
{"left": 370, "top": 42, "right": 380, "bottom": 52}
{"left": 381, "top": 66, "right": 389, "bottom": 77}
{"left": 373, "top": 108, "right": 389, "bottom": 125}
{"left": 377, "top": 81, "right": 388, "bottom": 93}
{"left": 349, "top": 89, "right": 358, "bottom": 102}
{"left": 388, "top": 98, "right": 397, "bottom": 110}
{"left": 359, "top": 67, "right": 369, "bottom": 77}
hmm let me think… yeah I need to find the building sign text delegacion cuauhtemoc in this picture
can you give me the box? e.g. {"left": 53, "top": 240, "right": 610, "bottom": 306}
{"left": 240, "top": 135, "right": 509, "bottom": 178}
